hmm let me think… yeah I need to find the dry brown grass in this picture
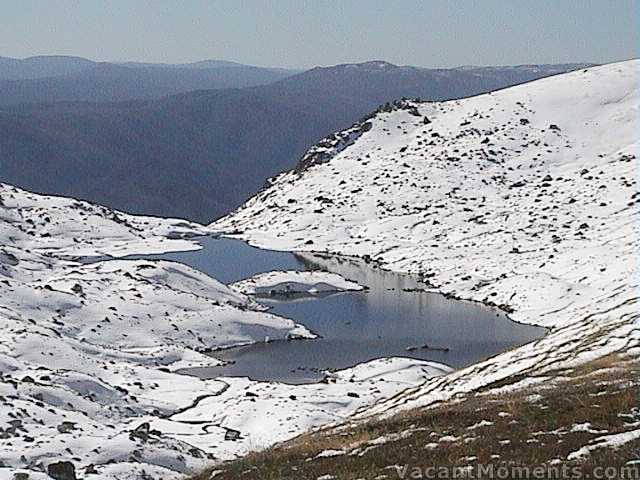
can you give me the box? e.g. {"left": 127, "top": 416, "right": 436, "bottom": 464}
{"left": 190, "top": 355, "right": 640, "bottom": 480}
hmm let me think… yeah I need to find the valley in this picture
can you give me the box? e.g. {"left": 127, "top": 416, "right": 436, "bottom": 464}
{"left": 0, "top": 183, "right": 545, "bottom": 478}
{"left": 0, "top": 59, "right": 589, "bottom": 222}
{"left": 0, "top": 49, "right": 637, "bottom": 480}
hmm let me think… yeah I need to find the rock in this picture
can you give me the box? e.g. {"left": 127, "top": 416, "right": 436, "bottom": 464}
{"left": 407, "top": 106, "right": 421, "bottom": 117}
{"left": 224, "top": 429, "right": 241, "bottom": 441}
{"left": 85, "top": 464, "right": 98, "bottom": 475}
{"left": 188, "top": 447, "right": 203, "bottom": 458}
{"left": 47, "top": 461, "right": 77, "bottom": 480}
{"left": 421, "top": 344, "right": 450, "bottom": 352}
{"left": 8, "top": 420, "right": 23, "bottom": 430}
{"left": 57, "top": 421, "right": 76, "bottom": 434}
{"left": 129, "top": 422, "right": 150, "bottom": 442}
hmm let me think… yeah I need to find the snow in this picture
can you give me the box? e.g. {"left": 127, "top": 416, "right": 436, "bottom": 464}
{"left": 467, "top": 420, "right": 494, "bottom": 430}
{"left": 0, "top": 183, "right": 450, "bottom": 478}
{"left": 567, "top": 428, "right": 640, "bottom": 460}
{"left": 151, "top": 357, "right": 449, "bottom": 461}
{"left": 316, "top": 449, "right": 346, "bottom": 458}
{"left": 230, "top": 270, "right": 364, "bottom": 295}
{"left": 3, "top": 59, "right": 638, "bottom": 478}
{"left": 570, "top": 423, "right": 608, "bottom": 434}
{"left": 214, "top": 60, "right": 639, "bottom": 417}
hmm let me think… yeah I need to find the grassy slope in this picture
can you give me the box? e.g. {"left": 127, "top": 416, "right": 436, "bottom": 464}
{"left": 192, "top": 354, "right": 639, "bottom": 479}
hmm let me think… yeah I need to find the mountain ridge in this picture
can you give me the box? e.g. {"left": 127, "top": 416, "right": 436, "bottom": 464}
{"left": 214, "top": 58, "right": 639, "bottom": 411}
{"left": 0, "top": 54, "right": 296, "bottom": 80}
{"left": 0, "top": 61, "right": 592, "bottom": 222}
{"left": 0, "top": 60, "right": 298, "bottom": 104}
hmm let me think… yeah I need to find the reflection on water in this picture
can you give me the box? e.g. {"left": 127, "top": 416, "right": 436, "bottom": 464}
{"left": 126, "top": 237, "right": 545, "bottom": 384}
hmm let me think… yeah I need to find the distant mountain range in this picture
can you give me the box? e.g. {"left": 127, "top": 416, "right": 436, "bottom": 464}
{"left": 0, "top": 57, "right": 593, "bottom": 222}
{"left": 0, "top": 55, "right": 96, "bottom": 79}
{"left": 0, "top": 55, "right": 298, "bottom": 102}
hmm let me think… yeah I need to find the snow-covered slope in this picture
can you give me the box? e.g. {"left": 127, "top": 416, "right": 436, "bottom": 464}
{"left": 0, "top": 184, "right": 451, "bottom": 479}
{"left": 215, "top": 61, "right": 640, "bottom": 411}
{"left": 0, "top": 184, "right": 313, "bottom": 478}
{"left": 0, "top": 183, "right": 209, "bottom": 258}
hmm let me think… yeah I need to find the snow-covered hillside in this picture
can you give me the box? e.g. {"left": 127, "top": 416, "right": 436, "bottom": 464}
{"left": 0, "top": 184, "right": 450, "bottom": 479}
{"left": 2, "top": 59, "right": 638, "bottom": 479}
{"left": 215, "top": 60, "right": 639, "bottom": 419}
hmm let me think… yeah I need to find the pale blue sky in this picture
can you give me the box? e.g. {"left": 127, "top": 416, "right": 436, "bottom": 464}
{"left": 2, "top": 0, "right": 638, "bottom": 68}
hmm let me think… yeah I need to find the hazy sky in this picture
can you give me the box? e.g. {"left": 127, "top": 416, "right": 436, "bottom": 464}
{"left": 2, "top": 0, "right": 638, "bottom": 68}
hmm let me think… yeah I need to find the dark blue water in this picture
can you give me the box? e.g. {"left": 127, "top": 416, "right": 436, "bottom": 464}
{"left": 125, "top": 237, "right": 545, "bottom": 383}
